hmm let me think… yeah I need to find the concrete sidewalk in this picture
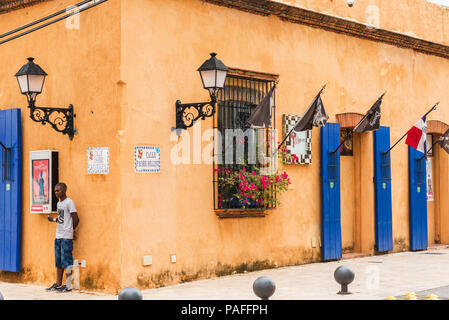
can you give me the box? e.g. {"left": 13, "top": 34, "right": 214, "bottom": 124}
{"left": 1, "top": 246, "right": 449, "bottom": 300}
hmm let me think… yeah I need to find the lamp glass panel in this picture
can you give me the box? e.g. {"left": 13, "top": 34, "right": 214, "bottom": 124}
{"left": 17, "top": 75, "right": 29, "bottom": 93}
{"left": 215, "top": 70, "right": 227, "bottom": 89}
{"left": 28, "top": 75, "right": 45, "bottom": 93}
{"left": 200, "top": 70, "right": 217, "bottom": 89}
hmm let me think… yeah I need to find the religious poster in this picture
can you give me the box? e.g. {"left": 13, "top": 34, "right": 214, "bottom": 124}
{"left": 282, "top": 114, "right": 312, "bottom": 164}
{"left": 426, "top": 158, "right": 434, "bottom": 202}
{"left": 134, "top": 146, "right": 161, "bottom": 173}
{"left": 32, "top": 159, "right": 49, "bottom": 209}
{"left": 30, "top": 150, "right": 58, "bottom": 214}
{"left": 87, "top": 147, "right": 109, "bottom": 174}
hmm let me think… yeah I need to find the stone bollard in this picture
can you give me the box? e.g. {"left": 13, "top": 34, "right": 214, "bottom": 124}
{"left": 334, "top": 265, "right": 355, "bottom": 295}
{"left": 253, "top": 276, "right": 276, "bottom": 300}
{"left": 118, "top": 287, "right": 143, "bottom": 300}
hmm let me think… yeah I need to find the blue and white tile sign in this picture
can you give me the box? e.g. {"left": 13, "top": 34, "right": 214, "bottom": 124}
{"left": 87, "top": 147, "right": 109, "bottom": 174}
{"left": 134, "top": 146, "right": 161, "bottom": 173}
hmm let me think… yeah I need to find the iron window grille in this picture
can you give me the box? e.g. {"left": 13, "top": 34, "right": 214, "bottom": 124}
{"left": 213, "top": 74, "right": 277, "bottom": 210}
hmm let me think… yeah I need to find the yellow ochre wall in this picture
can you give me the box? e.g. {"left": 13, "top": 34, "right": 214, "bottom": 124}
{"left": 0, "top": 0, "right": 449, "bottom": 293}
{"left": 0, "top": 0, "right": 123, "bottom": 292}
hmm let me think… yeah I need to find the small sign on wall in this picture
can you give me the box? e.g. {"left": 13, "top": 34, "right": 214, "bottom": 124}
{"left": 134, "top": 146, "right": 160, "bottom": 173}
{"left": 87, "top": 147, "right": 109, "bottom": 174}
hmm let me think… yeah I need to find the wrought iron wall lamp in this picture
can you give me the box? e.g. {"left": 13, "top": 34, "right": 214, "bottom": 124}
{"left": 15, "top": 57, "right": 75, "bottom": 140}
{"left": 175, "top": 53, "right": 229, "bottom": 130}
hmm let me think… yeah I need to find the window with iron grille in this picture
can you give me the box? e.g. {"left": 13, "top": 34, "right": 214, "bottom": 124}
{"left": 213, "top": 72, "right": 277, "bottom": 211}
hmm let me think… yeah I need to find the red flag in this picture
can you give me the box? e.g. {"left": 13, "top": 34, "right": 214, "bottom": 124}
{"left": 405, "top": 116, "right": 427, "bottom": 154}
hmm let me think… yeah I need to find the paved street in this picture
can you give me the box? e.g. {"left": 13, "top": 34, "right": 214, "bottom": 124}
{"left": 1, "top": 246, "right": 449, "bottom": 300}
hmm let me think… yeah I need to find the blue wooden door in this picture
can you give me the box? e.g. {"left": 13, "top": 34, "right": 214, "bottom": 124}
{"left": 320, "top": 123, "right": 342, "bottom": 261}
{"left": 373, "top": 127, "right": 393, "bottom": 252}
{"left": 408, "top": 146, "right": 427, "bottom": 251}
{"left": 0, "top": 109, "right": 22, "bottom": 272}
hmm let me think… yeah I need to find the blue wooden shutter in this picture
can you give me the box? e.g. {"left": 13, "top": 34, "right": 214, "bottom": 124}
{"left": 0, "top": 108, "right": 22, "bottom": 272}
{"left": 408, "top": 146, "right": 428, "bottom": 251}
{"left": 373, "top": 127, "right": 393, "bottom": 252}
{"left": 320, "top": 123, "right": 342, "bottom": 261}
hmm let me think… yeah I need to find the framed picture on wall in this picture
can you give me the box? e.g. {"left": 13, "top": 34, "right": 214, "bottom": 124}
{"left": 31, "top": 159, "right": 49, "bottom": 207}
{"left": 426, "top": 134, "right": 433, "bottom": 156}
{"left": 340, "top": 128, "right": 353, "bottom": 156}
{"left": 282, "top": 114, "right": 312, "bottom": 164}
{"left": 30, "top": 150, "right": 59, "bottom": 214}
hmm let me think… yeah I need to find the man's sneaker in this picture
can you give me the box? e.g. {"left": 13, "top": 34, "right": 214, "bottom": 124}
{"left": 46, "top": 283, "right": 60, "bottom": 291}
{"left": 56, "top": 285, "right": 72, "bottom": 293}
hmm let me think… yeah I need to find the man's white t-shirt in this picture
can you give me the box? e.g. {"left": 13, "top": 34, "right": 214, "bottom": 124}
{"left": 56, "top": 198, "right": 77, "bottom": 239}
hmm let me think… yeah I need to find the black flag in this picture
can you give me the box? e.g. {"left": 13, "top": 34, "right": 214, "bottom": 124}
{"left": 353, "top": 93, "right": 385, "bottom": 133}
{"left": 245, "top": 85, "right": 275, "bottom": 128}
{"left": 437, "top": 128, "right": 449, "bottom": 155}
{"left": 293, "top": 92, "right": 329, "bottom": 132}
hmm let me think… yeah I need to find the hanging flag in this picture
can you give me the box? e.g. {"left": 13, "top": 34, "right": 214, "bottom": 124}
{"left": 405, "top": 113, "right": 430, "bottom": 154}
{"left": 244, "top": 85, "right": 275, "bottom": 128}
{"left": 353, "top": 93, "right": 385, "bottom": 133}
{"left": 293, "top": 92, "right": 329, "bottom": 132}
{"left": 437, "top": 128, "right": 449, "bottom": 155}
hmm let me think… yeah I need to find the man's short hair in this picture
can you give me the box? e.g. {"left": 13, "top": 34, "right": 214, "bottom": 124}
{"left": 56, "top": 182, "right": 67, "bottom": 191}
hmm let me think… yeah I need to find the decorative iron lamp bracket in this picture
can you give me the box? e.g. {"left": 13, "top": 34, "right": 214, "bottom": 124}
{"left": 15, "top": 57, "right": 76, "bottom": 140}
{"left": 175, "top": 95, "right": 217, "bottom": 130}
{"left": 174, "top": 52, "right": 228, "bottom": 130}
{"left": 28, "top": 100, "right": 75, "bottom": 140}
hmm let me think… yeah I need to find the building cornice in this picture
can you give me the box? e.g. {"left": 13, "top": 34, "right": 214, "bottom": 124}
{"left": 0, "top": 0, "right": 49, "bottom": 14}
{"left": 203, "top": 0, "right": 449, "bottom": 60}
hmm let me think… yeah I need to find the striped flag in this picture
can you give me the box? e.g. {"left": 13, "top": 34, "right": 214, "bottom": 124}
{"left": 405, "top": 114, "right": 429, "bottom": 154}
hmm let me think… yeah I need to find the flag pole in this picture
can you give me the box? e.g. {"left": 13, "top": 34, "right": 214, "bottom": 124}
{"left": 419, "top": 140, "right": 440, "bottom": 160}
{"left": 384, "top": 102, "right": 439, "bottom": 155}
{"left": 273, "top": 84, "right": 327, "bottom": 156}
{"left": 331, "top": 131, "right": 351, "bottom": 154}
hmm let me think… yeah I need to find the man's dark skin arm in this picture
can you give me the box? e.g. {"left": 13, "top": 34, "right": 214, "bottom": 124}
{"left": 71, "top": 212, "right": 79, "bottom": 230}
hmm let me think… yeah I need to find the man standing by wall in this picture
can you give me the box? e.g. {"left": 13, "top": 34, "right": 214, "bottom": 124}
{"left": 46, "top": 183, "right": 79, "bottom": 292}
